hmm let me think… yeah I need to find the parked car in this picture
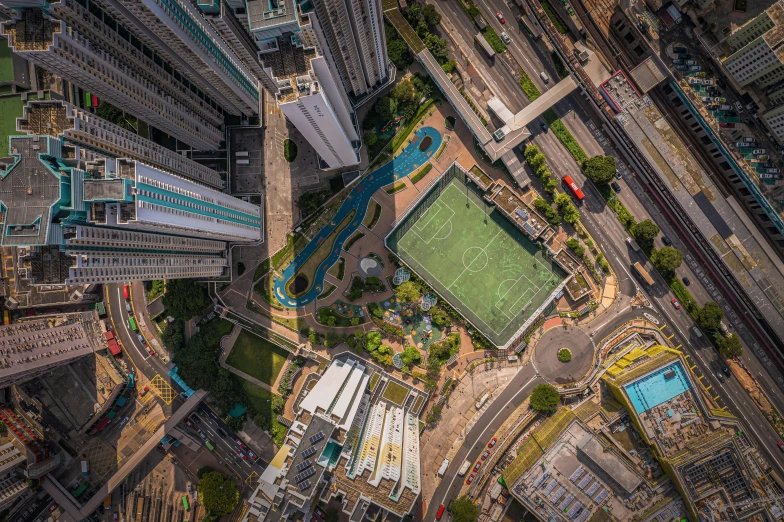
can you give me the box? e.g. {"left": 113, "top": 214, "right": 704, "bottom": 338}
{"left": 716, "top": 372, "right": 725, "bottom": 383}
{"left": 671, "top": 298, "right": 681, "bottom": 310}
{"left": 689, "top": 66, "right": 701, "bottom": 71}
{"left": 682, "top": 277, "right": 691, "bottom": 286}
{"left": 488, "top": 438, "right": 497, "bottom": 448}
{"left": 752, "top": 149, "right": 765, "bottom": 154}
{"left": 706, "top": 104, "right": 720, "bottom": 110}
{"left": 662, "top": 236, "right": 672, "bottom": 246}
{"left": 767, "top": 168, "right": 781, "bottom": 174}
{"left": 720, "top": 122, "right": 735, "bottom": 128}
{"left": 185, "top": 417, "right": 194, "bottom": 427}
{"left": 735, "top": 101, "right": 744, "bottom": 113}
{"left": 139, "top": 386, "right": 150, "bottom": 397}
{"left": 500, "top": 31, "right": 510, "bottom": 44}
{"left": 466, "top": 474, "right": 475, "bottom": 485}
{"left": 473, "top": 462, "right": 482, "bottom": 472}
{"left": 496, "top": 11, "right": 505, "bottom": 22}
{"left": 721, "top": 365, "right": 731, "bottom": 377}
{"left": 673, "top": 59, "right": 683, "bottom": 65}
{"left": 685, "top": 59, "right": 696, "bottom": 65}
{"left": 611, "top": 181, "right": 622, "bottom": 193}
{"left": 481, "top": 450, "right": 490, "bottom": 460}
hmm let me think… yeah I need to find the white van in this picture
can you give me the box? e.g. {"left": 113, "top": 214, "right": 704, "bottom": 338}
{"left": 540, "top": 71, "right": 550, "bottom": 84}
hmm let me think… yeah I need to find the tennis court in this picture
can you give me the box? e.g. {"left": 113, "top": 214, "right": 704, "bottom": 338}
{"left": 390, "top": 178, "right": 565, "bottom": 346}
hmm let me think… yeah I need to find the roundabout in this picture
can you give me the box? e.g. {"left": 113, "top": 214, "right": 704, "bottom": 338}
{"left": 533, "top": 324, "right": 594, "bottom": 385}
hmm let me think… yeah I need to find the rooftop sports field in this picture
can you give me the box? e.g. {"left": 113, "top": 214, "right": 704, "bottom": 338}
{"left": 387, "top": 172, "right": 566, "bottom": 347}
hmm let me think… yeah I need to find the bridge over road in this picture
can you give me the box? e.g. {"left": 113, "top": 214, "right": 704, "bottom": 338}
{"left": 383, "top": 0, "right": 577, "bottom": 185}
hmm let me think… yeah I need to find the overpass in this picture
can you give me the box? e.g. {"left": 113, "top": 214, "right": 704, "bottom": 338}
{"left": 383, "top": 0, "right": 578, "bottom": 185}
{"left": 46, "top": 390, "right": 208, "bottom": 521}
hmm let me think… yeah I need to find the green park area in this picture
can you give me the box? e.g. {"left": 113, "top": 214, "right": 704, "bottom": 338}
{"left": 382, "top": 380, "right": 409, "bottom": 406}
{"left": 225, "top": 330, "right": 290, "bottom": 386}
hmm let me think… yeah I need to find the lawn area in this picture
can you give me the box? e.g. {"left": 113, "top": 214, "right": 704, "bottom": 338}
{"left": 226, "top": 330, "right": 291, "bottom": 386}
{"left": 238, "top": 377, "right": 287, "bottom": 446}
{"left": 369, "top": 373, "right": 380, "bottom": 391}
{"left": 327, "top": 257, "right": 346, "bottom": 280}
{"left": 382, "top": 380, "right": 409, "bottom": 406}
{"left": 0, "top": 95, "right": 26, "bottom": 157}
{"left": 147, "top": 280, "right": 165, "bottom": 302}
{"left": 254, "top": 274, "right": 285, "bottom": 310}
{"left": 343, "top": 231, "right": 365, "bottom": 252}
{"left": 363, "top": 199, "right": 382, "bottom": 230}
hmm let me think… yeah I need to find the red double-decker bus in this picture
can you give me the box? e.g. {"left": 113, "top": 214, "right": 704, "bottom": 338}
{"left": 122, "top": 284, "right": 130, "bottom": 300}
{"left": 563, "top": 175, "right": 585, "bottom": 200}
{"left": 436, "top": 505, "right": 446, "bottom": 520}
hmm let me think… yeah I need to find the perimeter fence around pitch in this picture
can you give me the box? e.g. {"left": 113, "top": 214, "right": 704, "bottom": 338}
{"left": 385, "top": 161, "right": 510, "bottom": 347}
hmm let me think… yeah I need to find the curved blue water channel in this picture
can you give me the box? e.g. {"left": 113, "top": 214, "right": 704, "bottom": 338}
{"left": 274, "top": 126, "right": 443, "bottom": 308}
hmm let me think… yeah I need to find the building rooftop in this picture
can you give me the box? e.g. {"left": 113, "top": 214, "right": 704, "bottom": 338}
{"left": 0, "top": 136, "right": 67, "bottom": 247}
{"left": 247, "top": 0, "right": 298, "bottom": 31}
{"left": 0, "top": 311, "right": 105, "bottom": 383}
{"left": 2, "top": 9, "right": 59, "bottom": 52}
{"left": 576, "top": 433, "right": 642, "bottom": 495}
{"left": 601, "top": 70, "right": 784, "bottom": 347}
{"left": 244, "top": 354, "right": 423, "bottom": 522}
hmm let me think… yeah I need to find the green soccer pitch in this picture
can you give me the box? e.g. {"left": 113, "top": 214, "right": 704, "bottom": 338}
{"left": 390, "top": 179, "right": 565, "bottom": 346}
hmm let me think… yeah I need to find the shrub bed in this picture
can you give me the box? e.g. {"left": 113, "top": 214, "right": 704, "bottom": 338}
{"left": 558, "top": 348, "right": 572, "bottom": 362}
{"left": 518, "top": 73, "right": 542, "bottom": 102}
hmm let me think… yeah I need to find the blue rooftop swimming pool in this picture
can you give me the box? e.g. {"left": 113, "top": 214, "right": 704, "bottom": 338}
{"left": 623, "top": 362, "right": 691, "bottom": 414}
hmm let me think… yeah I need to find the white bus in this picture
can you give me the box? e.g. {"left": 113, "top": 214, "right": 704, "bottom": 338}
{"left": 457, "top": 460, "right": 471, "bottom": 477}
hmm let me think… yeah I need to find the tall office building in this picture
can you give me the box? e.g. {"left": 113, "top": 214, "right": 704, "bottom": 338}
{"left": 310, "top": 0, "right": 388, "bottom": 97}
{"left": 1, "top": 134, "right": 261, "bottom": 284}
{"left": 16, "top": 99, "right": 225, "bottom": 190}
{"left": 0, "top": 0, "right": 263, "bottom": 150}
{"left": 258, "top": 9, "right": 361, "bottom": 168}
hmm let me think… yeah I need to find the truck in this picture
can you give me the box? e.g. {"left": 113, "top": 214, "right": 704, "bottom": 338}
{"left": 457, "top": 460, "right": 472, "bottom": 477}
{"left": 519, "top": 14, "right": 541, "bottom": 40}
{"left": 633, "top": 262, "right": 654, "bottom": 286}
{"left": 437, "top": 458, "right": 449, "bottom": 477}
{"left": 475, "top": 33, "right": 495, "bottom": 59}
{"left": 625, "top": 237, "right": 641, "bottom": 252}
{"left": 81, "top": 460, "right": 89, "bottom": 475}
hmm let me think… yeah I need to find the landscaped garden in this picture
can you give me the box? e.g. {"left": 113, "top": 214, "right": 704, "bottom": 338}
{"left": 558, "top": 348, "right": 572, "bottom": 362}
{"left": 239, "top": 377, "right": 287, "bottom": 446}
{"left": 225, "top": 330, "right": 291, "bottom": 386}
{"left": 317, "top": 301, "right": 367, "bottom": 327}
{"left": 370, "top": 297, "right": 444, "bottom": 350}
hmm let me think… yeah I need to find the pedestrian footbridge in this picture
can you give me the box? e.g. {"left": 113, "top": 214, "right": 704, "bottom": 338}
{"left": 383, "top": 0, "right": 577, "bottom": 185}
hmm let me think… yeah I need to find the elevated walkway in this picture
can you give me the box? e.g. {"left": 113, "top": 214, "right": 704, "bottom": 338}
{"left": 383, "top": 1, "right": 577, "bottom": 184}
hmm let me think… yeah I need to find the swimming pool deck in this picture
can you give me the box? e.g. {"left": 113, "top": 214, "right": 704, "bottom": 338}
{"left": 623, "top": 361, "right": 691, "bottom": 415}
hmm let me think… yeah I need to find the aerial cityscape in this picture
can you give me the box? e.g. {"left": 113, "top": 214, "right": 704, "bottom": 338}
{"left": 4, "top": 0, "right": 784, "bottom": 520}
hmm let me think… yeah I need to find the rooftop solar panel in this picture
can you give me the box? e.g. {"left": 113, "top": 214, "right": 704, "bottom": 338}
{"left": 309, "top": 431, "right": 324, "bottom": 444}
{"left": 301, "top": 446, "right": 317, "bottom": 459}
{"left": 298, "top": 480, "right": 310, "bottom": 491}
{"left": 295, "top": 460, "right": 312, "bottom": 472}
{"left": 295, "top": 467, "right": 316, "bottom": 483}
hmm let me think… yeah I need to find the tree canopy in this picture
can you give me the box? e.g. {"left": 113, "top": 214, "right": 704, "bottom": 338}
{"left": 161, "top": 319, "right": 185, "bottom": 351}
{"left": 162, "top": 279, "right": 211, "bottom": 321}
{"left": 651, "top": 246, "right": 683, "bottom": 277}
{"left": 717, "top": 333, "right": 742, "bottom": 358}
{"left": 423, "top": 33, "right": 449, "bottom": 60}
{"left": 395, "top": 281, "right": 421, "bottom": 303}
{"left": 422, "top": 4, "right": 441, "bottom": 26}
{"left": 392, "top": 79, "right": 418, "bottom": 107}
{"left": 375, "top": 96, "right": 398, "bottom": 121}
{"left": 449, "top": 496, "right": 479, "bottom": 522}
{"left": 695, "top": 301, "right": 724, "bottom": 331}
{"left": 631, "top": 219, "right": 660, "bottom": 249}
{"left": 531, "top": 384, "right": 560, "bottom": 413}
{"left": 582, "top": 155, "right": 616, "bottom": 185}
{"left": 400, "top": 345, "right": 421, "bottom": 367}
{"left": 199, "top": 471, "right": 239, "bottom": 516}
{"left": 387, "top": 37, "right": 412, "bottom": 70}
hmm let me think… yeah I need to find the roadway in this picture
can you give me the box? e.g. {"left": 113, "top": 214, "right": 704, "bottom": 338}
{"left": 105, "top": 282, "right": 170, "bottom": 381}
